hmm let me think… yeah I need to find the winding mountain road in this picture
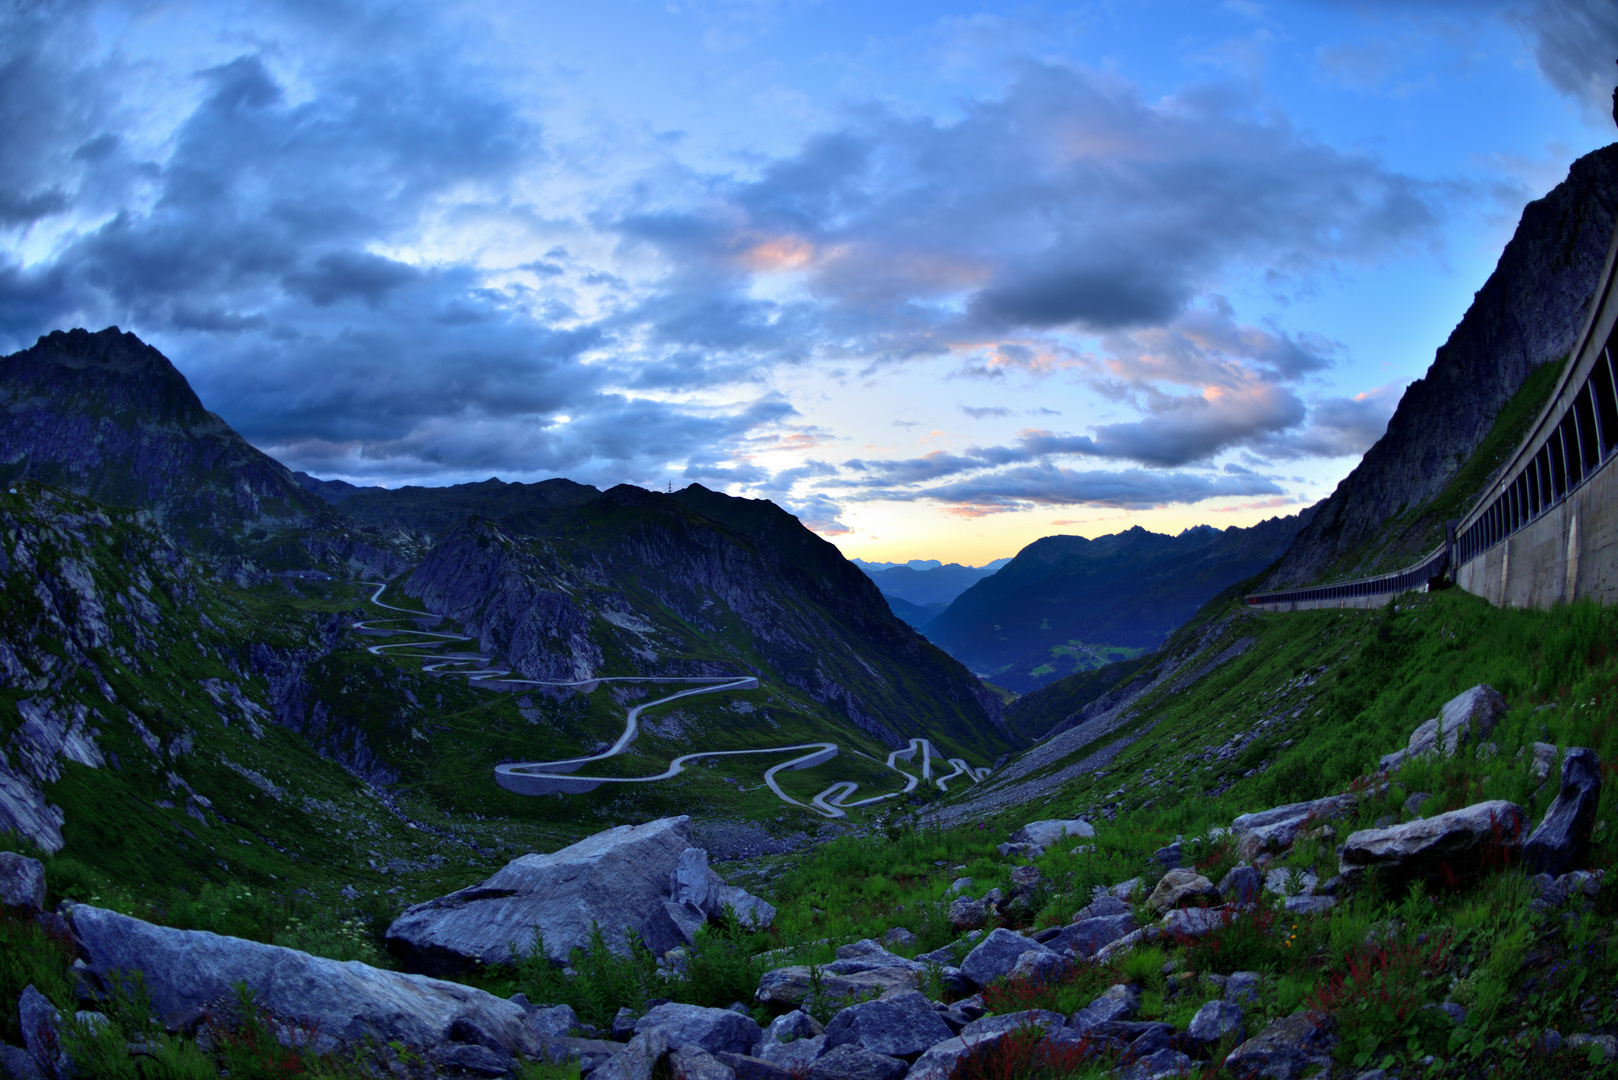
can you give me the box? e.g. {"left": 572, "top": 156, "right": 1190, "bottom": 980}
{"left": 351, "top": 583, "right": 987, "bottom": 817}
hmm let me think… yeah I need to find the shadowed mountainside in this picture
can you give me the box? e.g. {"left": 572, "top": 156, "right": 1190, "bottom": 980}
{"left": 924, "top": 514, "right": 1307, "bottom": 692}
{"left": 1265, "top": 142, "right": 1618, "bottom": 588}
{"left": 0, "top": 328, "right": 326, "bottom": 550}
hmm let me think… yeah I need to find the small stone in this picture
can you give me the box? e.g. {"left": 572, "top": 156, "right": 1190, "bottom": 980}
{"left": 611, "top": 1007, "right": 638, "bottom": 1042}
{"left": 1283, "top": 895, "right": 1336, "bottom": 916}
{"left": 1162, "top": 907, "right": 1228, "bottom": 937}
{"left": 1144, "top": 868, "right": 1218, "bottom": 915}
{"left": 805, "top": 1043, "right": 907, "bottom": 1080}
{"left": 1072, "top": 894, "right": 1130, "bottom": 921}
{"left": 1150, "top": 843, "right": 1183, "bottom": 870}
{"left": 1184, "top": 1003, "right": 1242, "bottom": 1049}
{"left": 1403, "top": 792, "right": 1431, "bottom": 816}
{"left": 1216, "top": 864, "right": 1261, "bottom": 907}
{"left": 880, "top": 927, "right": 916, "bottom": 950}
{"left": 947, "top": 895, "right": 987, "bottom": 931}
{"left": 1567, "top": 1033, "right": 1618, "bottom": 1061}
{"left": 0, "top": 853, "right": 47, "bottom": 915}
{"left": 1116, "top": 1047, "right": 1195, "bottom": 1079}
{"left": 1224, "top": 972, "right": 1261, "bottom": 1006}
{"left": 944, "top": 878, "right": 972, "bottom": 897}
{"left": 1010, "top": 820, "right": 1095, "bottom": 846}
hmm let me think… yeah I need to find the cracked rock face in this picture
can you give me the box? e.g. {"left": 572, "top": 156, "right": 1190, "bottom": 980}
{"left": 1522, "top": 747, "right": 1603, "bottom": 877}
{"left": 1339, "top": 799, "right": 1527, "bottom": 891}
{"left": 67, "top": 904, "right": 542, "bottom": 1058}
{"left": 386, "top": 816, "right": 773, "bottom": 977}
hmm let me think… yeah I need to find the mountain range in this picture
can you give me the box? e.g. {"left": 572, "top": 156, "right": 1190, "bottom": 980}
{"left": 922, "top": 514, "right": 1308, "bottom": 693}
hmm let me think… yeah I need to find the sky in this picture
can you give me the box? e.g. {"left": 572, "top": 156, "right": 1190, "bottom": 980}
{"left": 2, "top": 1, "right": 1616, "bottom": 565}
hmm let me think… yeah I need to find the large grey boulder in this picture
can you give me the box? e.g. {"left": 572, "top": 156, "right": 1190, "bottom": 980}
{"left": 1222, "top": 1011, "right": 1336, "bottom": 1079}
{"left": 1522, "top": 748, "right": 1602, "bottom": 876}
{"left": 1010, "top": 820, "right": 1095, "bottom": 847}
{"left": 903, "top": 1034, "right": 998, "bottom": 1080}
{"left": 959, "top": 928, "right": 1056, "bottom": 989}
{"left": 1048, "top": 914, "right": 1136, "bottom": 959}
{"left": 823, "top": 992, "right": 953, "bottom": 1060}
{"left": 806, "top": 1043, "right": 907, "bottom": 1080}
{"left": 0, "top": 1045, "right": 44, "bottom": 1080}
{"left": 634, "top": 1003, "right": 761, "bottom": 1056}
{"left": 66, "top": 904, "right": 541, "bottom": 1058}
{"left": 1338, "top": 800, "right": 1526, "bottom": 890}
{"left": 1231, "top": 793, "right": 1358, "bottom": 858}
{"left": 1380, "top": 685, "right": 1507, "bottom": 771}
{"left": 760, "top": 1010, "right": 823, "bottom": 1049}
{"left": 1217, "top": 864, "right": 1262, "bottom": 907}
{"left": 830, "top": 939, "right": 927, "bottom": 973}
{"left": 758, "top": 1035, "right": 826, "bottom": 1071}
{"left": 0, "top": 852, "right": 46, "bottom": 915}
{"left": 715, "top": 1050, "right": 795, "bottom": 1080}
{"left": 946, "top": 895, "right": 987, "bottom": 931}
{"left": 755, "top": 966, "right": 918, "bottom": 1009}
{"left": 957, "top": 1010, "right": 1065, "bottom": 1041}
{"left": 386, "top": 817, "right": 771, "bottom": 975}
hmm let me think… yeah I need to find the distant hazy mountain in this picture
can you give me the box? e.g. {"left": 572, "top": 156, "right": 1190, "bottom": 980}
{"left": 857, "top": 561, "right": 1011, "bottom": 608}
{"left": 924, "top": 515, "right": 1308, "bottom": 693}
{"left": 882, "top": 594, "right": 951, "bottom": 629}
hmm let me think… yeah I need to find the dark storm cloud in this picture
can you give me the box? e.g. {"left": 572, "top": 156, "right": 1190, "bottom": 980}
{"left": 615, "top": 59, "right": 1441, "bottom": 350}
{"left": 283, "top": 252, "right": 423, "bottom": 308}
{"left": 1253, "top": 384, "right": 1403, "bottom": 460}
{"left": 918, "top": 464, "right": 1284, "bottom": 513}
{"left": 0, "top": 4, "right": 793, "bottom": 489}
{"left": 0, "top": 3, "right": 1449, "bottom": 506}
{"left": 0, "top": 0, "right": 121, "bottom": 232}
{"left": 1514, "top": 0, "right": 1618, "bottom": 121}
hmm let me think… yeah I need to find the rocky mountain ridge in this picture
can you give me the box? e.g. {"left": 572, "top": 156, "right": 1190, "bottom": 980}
{"left": 926, "top": 513, "right": 1306, "bottom": 692}
{"left": 0, "top": 328, "right": 327, "bottom": 551}
{"left": 1265, "top": 142, "right": 1618, "bottom": 587}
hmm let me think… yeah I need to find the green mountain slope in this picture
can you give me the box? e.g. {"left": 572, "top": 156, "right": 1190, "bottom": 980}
{"left": 924, "top": 514, "right": 1305, "bottom": 692}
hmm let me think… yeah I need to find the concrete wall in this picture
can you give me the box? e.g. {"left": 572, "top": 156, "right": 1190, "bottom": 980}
{"left": 1455, "top": 452, "right": 1618, "bottom": 607}
{"left": 1246, "top": 592, "right": 1412, "bottom": 613}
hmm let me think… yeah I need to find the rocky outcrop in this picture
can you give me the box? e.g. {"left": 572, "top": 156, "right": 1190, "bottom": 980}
{"left": 67, "top": 904, "right": 544, "bottom": 1059}
{"left": 386, "top": 817, "right": 772, "bottom": 976}
{"left": 1379, "top": 685, "right": 1507, "bottom": 771}
{"left": 1522, "top": 747, "right": 1603, "bottom": 876}
{"left": 1338, "top": 800, "right": 1527, "bottom": 890}
{"left": 1266, "top": 145, "right": 1618, "bottom": 586}
{"left": 0, "top": 853, "right": 45, "bottom": 914}
{"left": 403, "top": 518, "right": 602, "bottom": 683}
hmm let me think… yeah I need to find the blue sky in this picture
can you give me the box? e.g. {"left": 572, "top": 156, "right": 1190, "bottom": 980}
{"left": 2, "top": 0, "right": 1615, "bottom": 563}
